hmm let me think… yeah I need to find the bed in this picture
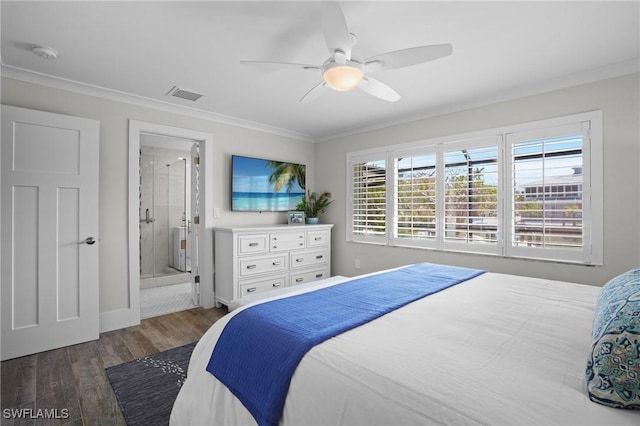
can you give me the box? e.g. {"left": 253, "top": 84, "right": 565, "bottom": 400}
{"left": 170, "top": 263, "right": 640, "bottom": 425}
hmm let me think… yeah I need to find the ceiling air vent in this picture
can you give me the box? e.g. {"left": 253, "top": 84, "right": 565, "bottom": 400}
{"left": 166, "top": 86, "right": 203, "bottom": 102}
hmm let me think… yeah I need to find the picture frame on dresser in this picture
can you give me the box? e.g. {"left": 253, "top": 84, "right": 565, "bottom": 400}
{"left": 288, "top": 211, "right": 305, "bottom": 225}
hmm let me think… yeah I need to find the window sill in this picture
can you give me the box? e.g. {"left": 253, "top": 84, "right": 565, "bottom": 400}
{"left": 348, "top": 239, "right": 601, "bottom": 267}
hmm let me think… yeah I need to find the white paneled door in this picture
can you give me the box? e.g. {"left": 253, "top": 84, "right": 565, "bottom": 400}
{"left": 1, "top": 105, "right": 100, "bottom": 360}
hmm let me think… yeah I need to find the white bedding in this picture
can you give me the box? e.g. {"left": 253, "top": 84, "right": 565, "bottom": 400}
{"left": 170, "top": 269, "right": 640, "bottom": 425}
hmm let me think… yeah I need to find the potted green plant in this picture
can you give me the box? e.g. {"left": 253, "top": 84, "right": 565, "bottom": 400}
{"left": 296, "top": 190, "right": 333, "bottom": 224}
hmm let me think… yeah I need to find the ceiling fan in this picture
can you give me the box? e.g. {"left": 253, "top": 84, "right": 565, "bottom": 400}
{"left": 241, "top": 1, "right": 453, "bottom": 103}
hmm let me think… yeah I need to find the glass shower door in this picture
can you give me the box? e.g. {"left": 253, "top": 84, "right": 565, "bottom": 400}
{"left": 140, "top": 147, "right": 189, "bottom": 279}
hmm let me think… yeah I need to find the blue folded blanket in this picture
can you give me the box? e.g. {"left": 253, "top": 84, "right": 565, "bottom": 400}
{"left": 207, "top": 262, "right": 485, "bottom": 426}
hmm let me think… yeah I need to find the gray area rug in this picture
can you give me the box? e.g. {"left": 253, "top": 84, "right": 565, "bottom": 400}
{"left": 106, "top": 342, "right": 197, "bottom": 426}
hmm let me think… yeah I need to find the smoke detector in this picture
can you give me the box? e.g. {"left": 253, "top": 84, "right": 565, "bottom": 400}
{"left": 32, "top": 45, "right": 58, "bottom": 60}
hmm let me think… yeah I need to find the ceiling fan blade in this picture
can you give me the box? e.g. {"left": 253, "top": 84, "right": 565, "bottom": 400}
{"left": 300, "top": 81, "right": 329, "bottom": 103}
{"left": 321, "top": 1, "right": 352, "bottom": 61}
{"left": 365, "top": 44, "right": 453, "bottom": 72}
{"left": 240, "top": 61, "right": 320, "bottom": 71}
{"left": 358, "top": 77, "right": 400, "bottom": 102}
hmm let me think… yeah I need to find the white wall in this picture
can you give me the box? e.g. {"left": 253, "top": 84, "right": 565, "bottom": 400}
{"left": 1, "top": 77, "right": 315, "bottom": 320}
{"left": 316, "top": 73, "right": 640, "bottom": 286}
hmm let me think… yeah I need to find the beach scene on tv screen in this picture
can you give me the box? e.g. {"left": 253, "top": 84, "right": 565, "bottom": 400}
{"left": 232, "top": 156, "right": 306, "bottom": 211}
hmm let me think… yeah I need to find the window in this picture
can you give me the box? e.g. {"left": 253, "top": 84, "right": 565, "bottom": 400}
{"left": 350, "top": 154, "right": 387, "bottom": 244}
{"left": 346, "top": 112, "right": 603, "bottom": 265}
{"left": 443, "top": 142, "right": 500, "bottom": 254}
{"left": 506, "top": 121, "right": 598, "bottom": 263}
{"left": 393, "top": 149, "right": 437, "bottom": 247}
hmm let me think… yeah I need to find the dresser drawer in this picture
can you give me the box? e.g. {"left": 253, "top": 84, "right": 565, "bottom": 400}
{"left": 238, "top": 234, "right": 268, "bottom": 255}
{"left": 270, "top": 231, "right": 306, "bottom": 251}
{"left": 291, "top": 267, "right": 330, "bottom": 286}
{"left": 307, "top": 229, "right": 330, "bottom": 247}
{"left": 238, "top": 254, "right": 287, "bottom": 277}
{"left": 239, "top": 274, "right": 287, "bottom": 296}
{"left": 290, "top": 249, "right": 329, "bottom": 270}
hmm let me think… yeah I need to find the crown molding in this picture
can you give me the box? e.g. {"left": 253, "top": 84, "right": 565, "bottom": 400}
{"left": 316, "top": 58, "right": 640, "bottom": 142}
{"left": 3, "top": 58, "right": 638, "bottom": 144}
{"left": 0, "top": 64, "right": 315, "bottom": 143}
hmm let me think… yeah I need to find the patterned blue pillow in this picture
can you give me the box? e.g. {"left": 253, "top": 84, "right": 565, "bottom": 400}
{"left": 586, "top": 268, "right": 640, "bottom": 409}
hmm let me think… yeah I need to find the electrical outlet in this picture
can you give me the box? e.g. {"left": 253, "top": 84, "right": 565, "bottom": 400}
{"left": 355, "top": 258, "right": 361, "bottom": 269}
{"left": 213, "top": 208, "right": 220, "bottom": 218}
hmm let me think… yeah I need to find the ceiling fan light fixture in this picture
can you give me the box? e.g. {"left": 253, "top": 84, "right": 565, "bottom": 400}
{"left": 322, "top": 63, "right": 363, "bottom": 91}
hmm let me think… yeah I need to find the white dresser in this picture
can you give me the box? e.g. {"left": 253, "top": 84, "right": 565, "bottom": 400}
{"left": 213, "top": 224, "right": 333, "bottom": 307}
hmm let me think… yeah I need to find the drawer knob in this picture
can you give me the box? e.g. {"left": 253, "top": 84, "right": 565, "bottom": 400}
{"left": 249, "top": 242, "right": 259, "bottom": 247}
{"left": 272, "top": 283, "right": 281, "bottom": 287}
{"left": 316, "top": 273, "right": 323, "bottom": 278}
{"left": 247, "top": 287, "right": 257, "bottom": 293}
{"left": 273, "top": 237, "right": 278, "bottom": 241}
{"left": 272, "top": 261, "right": 281, "bottom": 266}
{"left": 296, "top": 278, "right": 304, "bottom": 283}
{"left": 299, "top": 242, "right": 304, "bottom": 246}
{"left": 314, "top": 237, "right": 321, "bottom": 241}
{"left": 316, "top": 255, "right": 323, "bottom": 259}
{"left": 246, "top": 264, "right": 257, "bottom": 269}
{"left": 273, "top": 245, "right": 278, "bottom": 249}
{"left": 296, "top": 258, "right": 304, "bottom": 263}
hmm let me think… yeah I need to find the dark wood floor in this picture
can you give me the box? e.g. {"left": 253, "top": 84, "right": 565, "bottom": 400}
{"left": 1, "top": 307, "right": 227, "bottom": 426}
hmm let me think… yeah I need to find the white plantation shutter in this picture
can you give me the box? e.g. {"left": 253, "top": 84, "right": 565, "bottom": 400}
{"left": 349, "top": 154, "right": 388, "bottom": 244}
{"left": 506, "top": 121, "right": 598, "bottom": 263}
{"left": 443, "top": 141, "right": 501, "bottom": 254}
{"left": 393, "top": 149, "right": 437, "bottom": 248}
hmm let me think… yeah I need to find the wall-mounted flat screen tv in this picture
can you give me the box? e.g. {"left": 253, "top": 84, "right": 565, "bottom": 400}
{"left": 231, "top": 155, "right": 306, "bottom": 212}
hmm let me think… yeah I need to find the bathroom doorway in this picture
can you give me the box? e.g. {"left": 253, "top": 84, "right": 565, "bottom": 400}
{"left": 128, "top": 120, "right": 214, "bottom": 328}
{"left": 139, "top": 135, "right": 198, "bottom": 318}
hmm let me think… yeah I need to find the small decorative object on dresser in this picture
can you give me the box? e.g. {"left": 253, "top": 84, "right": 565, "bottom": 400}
{"left": 287, "top": 210, "right": 305, "bottom": 225}
{"left": 213, "top": 224, "right": 333, "bottom": 307}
